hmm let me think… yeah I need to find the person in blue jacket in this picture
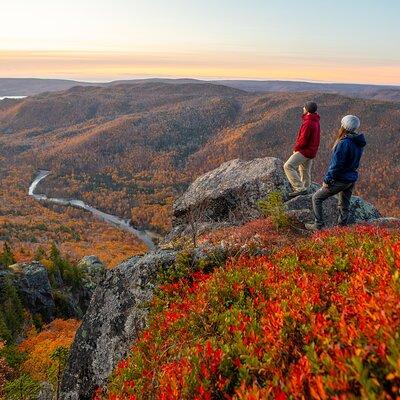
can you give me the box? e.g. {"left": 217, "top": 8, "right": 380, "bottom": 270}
{"left": 306, "top": 115, "right": 366, "bottom": 230}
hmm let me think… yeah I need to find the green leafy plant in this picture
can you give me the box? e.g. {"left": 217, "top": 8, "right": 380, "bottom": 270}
{"left": 49, "top": 346, "right": 70, "bottom": 400}
{"left": 4, "top": 374, "right": 41, "bottom": 400}
{"left": 0, "top": 344, "right": 27, "bottom": 372}
{"left": 257, "top": 191, "right": 290, "bottom": 229}
{"left": 157, "top": 250, "right": 193, "bottom": 284}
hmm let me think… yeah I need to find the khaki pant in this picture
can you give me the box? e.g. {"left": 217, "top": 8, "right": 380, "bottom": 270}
{"left": 284, "top": 152, "right": 313, "bottom": 192}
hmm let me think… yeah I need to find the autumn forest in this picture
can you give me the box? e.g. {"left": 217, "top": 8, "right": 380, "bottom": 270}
{"left": 1, "top": 84, "right": 399, "bottom": 237}
{"left": 0, "top": 80, "right": 399, "bottom": 398}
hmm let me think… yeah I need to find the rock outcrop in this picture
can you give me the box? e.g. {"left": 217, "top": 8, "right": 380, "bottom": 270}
{"left": 0, "top": 257, "right": 104, "bottom": 329}
{"left": 13, "top": 262, "right": 56, "bottom": 322}
{"left": 61, "top": 156, "right": 394, "bottom": 399}
{"left": 77, "top": 255, "right": 106, "bottom": 289}
{"left": 173, "top": 157, "right": 291, "bottom": 225}
{"left": 284, "top": 191, "right": 381, "bottom": 227}
{"left": 364, "top": 217, "right": 400, "bottom": 228}
{"left": 60, "top": 250, "right": 177, "bottom": 400}
{"left": 37, "top": 382, "right": 53, "bottom": 400}
{"left": 169, "top": 157, "right": 381, "bottom": 241}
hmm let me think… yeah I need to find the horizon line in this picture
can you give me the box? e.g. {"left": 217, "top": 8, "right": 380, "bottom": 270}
{"left": 1, "top": 76, "right": 400, "bottom": 88}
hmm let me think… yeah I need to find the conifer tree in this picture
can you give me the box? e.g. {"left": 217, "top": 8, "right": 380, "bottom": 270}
{"left": 49, "top": 346, "right": 70, "bottom": 400}
{"left": 34, "top": 246, "right": 46, "bottom": 261}
{"left": 0, "top": 243, "right": 15, "bottom": 267}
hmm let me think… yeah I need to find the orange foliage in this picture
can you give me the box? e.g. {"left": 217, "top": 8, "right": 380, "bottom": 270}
{"left": 0, "top": 166, "right": 147, "bottom": 268}
{"left": 19, "top": 319, "right": 80, "bottom": 381}
{"left": 0, "top": 84, "right": 399, "bottom": 270}
{"left": 131, "top": 200, "right": 173, "bottom": 233}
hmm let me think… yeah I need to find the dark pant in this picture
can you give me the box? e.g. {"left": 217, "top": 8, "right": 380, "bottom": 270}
{"left": 312, "top": 181, "right": 355, "bottom": 228}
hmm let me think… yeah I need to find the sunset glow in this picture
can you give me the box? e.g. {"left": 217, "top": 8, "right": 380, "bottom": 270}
{"left": 2, "top": 0, "right": 400, "bottom": 84}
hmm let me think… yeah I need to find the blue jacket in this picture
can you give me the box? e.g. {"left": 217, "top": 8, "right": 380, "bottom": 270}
{"left": 324, "top": 133, "right": 367, "bottom": 184}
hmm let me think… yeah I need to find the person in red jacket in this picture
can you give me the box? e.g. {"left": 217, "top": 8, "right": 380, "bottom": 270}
{"left": 284, "top": 101, "right": 320, "bottom": 198}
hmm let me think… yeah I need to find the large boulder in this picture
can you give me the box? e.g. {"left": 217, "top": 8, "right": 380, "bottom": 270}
{"left": 14, "top": 262, "right": 56, "bottom": 322}
{"left": 168, "top": 157, "right": 385, "bottom": 243}
{"left": 173, "top": 157, "right": 291, "bottom": 226}
{"left": 9, "top": 259, "right": 99, "bottom": 323}
{"left": 60, "top": 250, "right": 178, "bottom": 400}
{"left": 365, "top": 217, "right": 400, "bottom": 228}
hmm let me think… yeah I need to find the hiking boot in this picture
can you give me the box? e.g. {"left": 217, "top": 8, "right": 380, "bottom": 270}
{"left": 305, "top": 223, "right": 323, "bottom": 232}
{"left": 288, "top": 189, "right": 308, "bottom": 198}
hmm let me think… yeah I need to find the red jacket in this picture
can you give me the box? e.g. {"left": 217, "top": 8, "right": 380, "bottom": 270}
{"left": 294, "top": 113, "right": 320, "bottom": 159}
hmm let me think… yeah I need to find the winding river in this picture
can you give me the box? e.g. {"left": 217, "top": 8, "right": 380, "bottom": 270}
{"left": 28, "top": 170, "right": 156, "bottom": 250}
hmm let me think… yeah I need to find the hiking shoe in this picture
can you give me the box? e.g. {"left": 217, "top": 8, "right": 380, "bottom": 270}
{"left": 305, "top": 223, "right": 323, "bottom": 232}
{"left": 288, "top": 189, "right": 308, "bottom": 198}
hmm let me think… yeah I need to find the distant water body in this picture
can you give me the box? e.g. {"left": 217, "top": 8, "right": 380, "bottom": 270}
{"left": 0, "top": 96, "right": 26, "bottom": 100}
{"left": 28, "top": 170, "right": 156, "bottom": 250}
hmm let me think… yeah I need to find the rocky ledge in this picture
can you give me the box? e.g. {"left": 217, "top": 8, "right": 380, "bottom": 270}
{"left": 60, "top": 157, "right": 397, "bottom": 399}
{"left": 0, "top": 256, "right": 105, "bottom": 325}
{"left": 167, "top": 157, "right": 382, "bottom": 243}
{"left": 61, "top": 250, "right": 177, "bottom": 399}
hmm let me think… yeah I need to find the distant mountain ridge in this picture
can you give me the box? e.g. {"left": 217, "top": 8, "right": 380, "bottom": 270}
{"left": 0, "top": 78, "right": 98, "bottom": 96}
{"left": 216, "top": 80, "right": 400, "bottom": 102}
{"left": 1, "top": 77, "right": 400, "bottom": 102}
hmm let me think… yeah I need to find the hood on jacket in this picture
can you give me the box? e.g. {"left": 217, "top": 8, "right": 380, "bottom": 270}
{"left": 345, "top": 133, "right": 367, "bottom": 148}
{"left": 302, "top": 113, "right": 320, "bottom": 122}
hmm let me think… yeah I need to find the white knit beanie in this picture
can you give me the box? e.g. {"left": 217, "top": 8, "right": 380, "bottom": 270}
{"left": 341, "top": 115, "right": 360, "bottom": 132}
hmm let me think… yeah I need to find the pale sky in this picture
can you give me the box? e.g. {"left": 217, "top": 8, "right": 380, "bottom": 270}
{"left": 1, "top": 0, "right": 400, "bottom": 84}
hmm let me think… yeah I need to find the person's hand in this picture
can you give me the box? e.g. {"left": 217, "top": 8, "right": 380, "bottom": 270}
{"left": 322, "top": 182, "right": 329, "bottom": 188}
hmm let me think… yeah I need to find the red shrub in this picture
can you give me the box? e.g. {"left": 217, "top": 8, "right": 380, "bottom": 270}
{"left": 101, "top": 226, "right": 400, "bottom": 399}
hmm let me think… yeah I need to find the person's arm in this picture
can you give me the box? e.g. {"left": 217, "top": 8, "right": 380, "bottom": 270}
{"left": 294, "top": 121, "right": 311, "bottom": 152}
{"left": 323, "top": 141, "right": 349, "bottom": 184}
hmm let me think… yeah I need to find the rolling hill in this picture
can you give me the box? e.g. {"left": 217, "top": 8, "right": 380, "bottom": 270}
{"left": 0, "top": 82, "right": 399, "bottom": 238}
{"left": 1, "top": 77, "right": 400, "bottom": 102}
